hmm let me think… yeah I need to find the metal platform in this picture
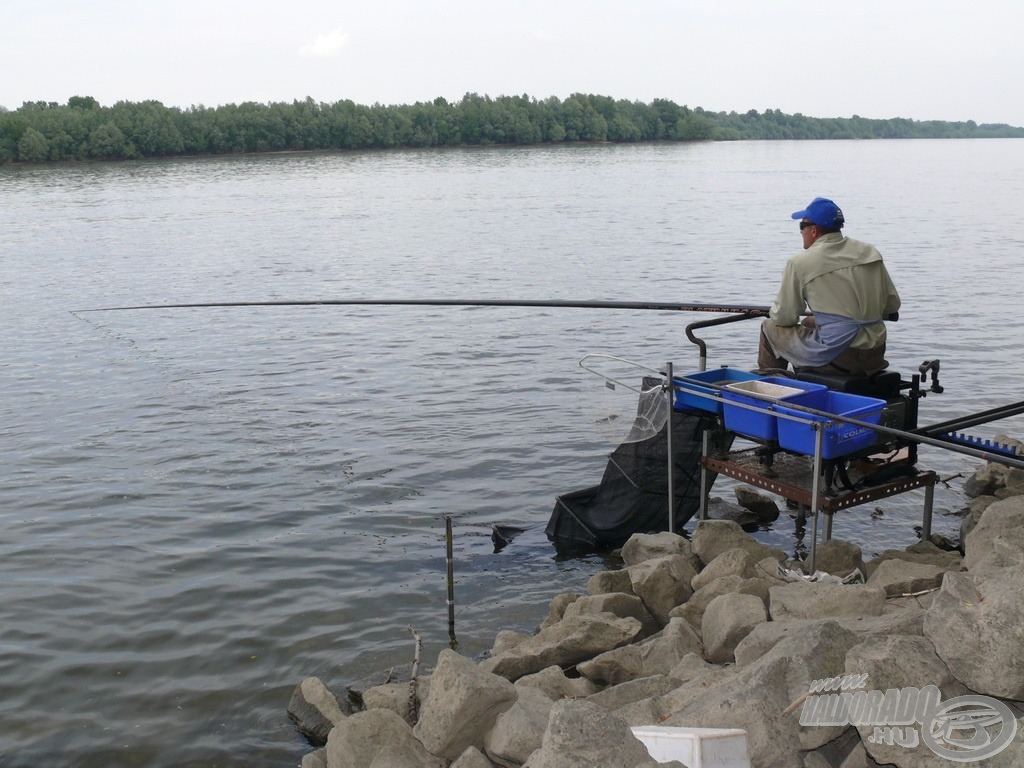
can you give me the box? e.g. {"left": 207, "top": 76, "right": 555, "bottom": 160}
{"left": 699, "top": 444, "right": 937, "bottom": 572}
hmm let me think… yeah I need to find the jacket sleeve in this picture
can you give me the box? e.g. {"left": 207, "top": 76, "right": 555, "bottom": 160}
{"left": 882, "top": 264, "right": 901, "bottom": 315}
{"left": 768, "top": 260, "right": 805, "bottom": 326}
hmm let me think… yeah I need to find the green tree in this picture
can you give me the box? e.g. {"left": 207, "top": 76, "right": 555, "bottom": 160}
{"left": 16, "top": 126, "right": 49, "bottom": 162}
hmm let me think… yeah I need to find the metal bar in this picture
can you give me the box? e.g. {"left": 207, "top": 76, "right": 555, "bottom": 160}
{"left": 445, "top": 516, "right": 457, "bottom": 649}
{"left": 75, "top": 298, "right": 773, "bottom": 315}
{"left": 666, "top": 362, "right": 675, "bottom": 534}
{"left": 808, "top": 424, "right": 825, "bottom": 574}
{"left": 922, "top": 481, "right": 934, "bottom": 541}
{"left": 684, "top": 314, "right": 761, "bottom": 370}
{"left": 916, "top": 399, "right": 1024, "bottom": 436}
{"left": 698, "top": 429, "right": 711, "bottom": 521}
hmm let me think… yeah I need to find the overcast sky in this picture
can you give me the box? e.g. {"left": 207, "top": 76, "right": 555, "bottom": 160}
{"left": 3, "top": 0, "right": 1022, "bottom": 127}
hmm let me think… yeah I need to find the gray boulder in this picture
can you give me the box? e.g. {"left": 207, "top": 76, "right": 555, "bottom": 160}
{"left": 585, "top": 674, "right": 680, "bottom": 711}
{"left": 366, "top": 743, "right": 446, "bottom": 768}
{"left": 733, "top": 608, "right": 926, "bottom": 667}
{"left": 670, "top": 574, "right": 770, "bottom": 636}
{"left": 620, "top": 531, "right": 691, "bottom": 567}
{"left": 361, "top": 678, "right": 431, "bottom": 724}
{"left": 964, "top": 461, "right": 1010, "bottom": 498}
{"left": 661, "top": 621, "right": 861, "bottom": 767}
{"left": 523, "top": 698, "right": 684, "bottom": 768}
{"left": 563, "top": 592, "right": 660, "bottom": 639}
{"left": 734, "top": 484, "right": 781, "bottom": 521}
{"left": 576, "top": 617, "right": 703, "bottom": 685}
{"left": 964, "top": 495, "right": 1024, "bottom": 569}
{"left": 814, "top": 539, "right": 864, "bottom": 578}
{"left": 769, "top": 582, "right": 886, "bottom": 621}
{"left": 483, "top": 686, "right": 553, "bottom": 768}
{"left": 450, "top": 747, "right": 497, "bottom": 768}
{"left": 288, "top": 677, "right": 350, "bottom": 745}
{"left": 480, "top": 613, "right": 643, "bottom": 681}
{"left": 691, "top": 519, "right": 787, "bottom": 566}
{"left": 514, "top": 665, "right": 599, "bottom": 701}
{"left": 701, "top": 592, "right": 769, "bottom": 663}
{"left": 326, "top": 708, "right": 440, "bottom": 768}
{"left": 924, "top": 565, "right": 1024, "bottom": 700}
{"left": 865, "top": 559, "right": 948, "bottom": 597}
{"left": 587, "top": 569, "right": 635, "bottom": 596}
{"left": 691, "top": 547, "right": 758, "bottom": 592}
{"left": 490, "top": 630, "right": 529, "bottom": 657}
{"left": 301, "top": 748, "right": 329, "bottom": 768}
{"left": 627, "top": 554, "right": 697, "bottom": 625}
{"left": 537, "top": 592, "right": 580, "bottom": 631}
{"left": 414, "top": 649, "right": 517, "bottom": 760}
{"left": 843, "top": 634, "right": 971, "bottom": 768}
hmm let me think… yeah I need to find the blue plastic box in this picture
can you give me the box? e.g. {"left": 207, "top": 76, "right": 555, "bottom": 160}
{"left": 673, "top": 368, "right": 762, "bottom": 414}
{"left": 722, "top": 377, "right": 827, "bottom": 440}
{"left": 776, "top": 390, "right": 886, "bottom": 459}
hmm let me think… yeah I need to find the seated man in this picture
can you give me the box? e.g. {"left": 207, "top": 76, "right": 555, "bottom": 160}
{"left": 759, "top": 197, "right": 901, "bottom": 377}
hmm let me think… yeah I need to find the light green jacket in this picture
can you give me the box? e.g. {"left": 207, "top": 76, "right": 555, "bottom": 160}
{"left": 769, "top": 233, "right": 901, "bottom": 350}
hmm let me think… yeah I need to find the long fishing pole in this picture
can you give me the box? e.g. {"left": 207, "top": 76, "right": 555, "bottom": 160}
{"left": 74, "top": 298, "right": 771, "bottom": 315}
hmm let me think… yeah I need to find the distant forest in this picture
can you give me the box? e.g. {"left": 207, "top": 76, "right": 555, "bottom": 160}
{"left": 3, "top": 93, "right": 1022, "bottom": 165}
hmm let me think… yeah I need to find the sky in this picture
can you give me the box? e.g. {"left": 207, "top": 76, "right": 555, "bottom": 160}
{"left": 3, "top": 0, "right": 1023, "bottom": 127}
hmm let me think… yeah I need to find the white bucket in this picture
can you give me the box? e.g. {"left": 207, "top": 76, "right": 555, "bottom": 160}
{"left": 631, "top": 726, "right": 751, "bottom": 768}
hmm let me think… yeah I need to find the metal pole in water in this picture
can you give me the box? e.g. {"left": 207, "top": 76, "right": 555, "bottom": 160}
{"left": 445, "top": 516, "right": 457, "bottom": 649}
{"left": 666, "top": 362, "right": 675, "bottom": 534}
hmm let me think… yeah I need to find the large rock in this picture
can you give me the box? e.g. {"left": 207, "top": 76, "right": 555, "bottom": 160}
{"left": 670, "top": 575, "right": 770, "bottom": 636}
{"left": 841, "top": 634, "right": 971, "bottom": 768}
{"left": 661, "top": 621, "right": 861, "bottom": 767}
{"left": 734, "top": 484, "right": 781, "bottom": 522}
{"left": 865, "top": 559, "right": 948, "bottom": 597}
{"left": 414, "top": 649, "right": 517, "bottom": 760}
{"left": 563, "top": 593, "right": 660, "bottom": 639}
{"left": 326, "top": 708, "right": 441, "bottom": 768}
{"left": 620, "top": 531, "right": 691, "bottom": 567}
{"left": 924, "top": 565, "right": 1024, "bottom": 700}
{"left": 483, "top": 686, "right": 553, "bottom": 768}
{"left": 537, "top": 592, "right": 579, "bottom": 631}
{"left": 514, "top": 665, "right": 598, "bottom": 701}
{"left": 480, "top": 613, "right": 643, "bottom": 681}
{"left": 585, "top": 674, "right": 680, "bottom": 711}
{"left": 450, "top": 747, "right": 496, "bottom": 768}
{"left": 361, "top": 678, "right": 431, "bottom": 724}
{"left": 576, "top": 617, "right": 703, "bottom": 685}
{"left": 690, "top": 547, "right": 757, "bottom": 592}
{"left": 963, "top": 461, "right": 1010, "bottom": 498}
{"left": 733, "top": 608, "right": 926, "bottom": 667}
{"left": 701, "top": 592, "right": 769, "bottom": 663}
{"left": 587, "top": 569, "right": 635, "bottom": 596}
{"left": 769, "top": 582, "right": 886, "bottom": 621}
{"left": 523, "top": 698, "right": 685, "bottom": 768}
{"left": 289, "top": 677, "right": 351, "bottom": 745}
{"left": 691, "top": 519, "right": 787, "bottom": 566}
{"left": 627, "top": 554, "right": 697, "bottom": 625}
{"left": 963, "top": 495, "right": 1024, "bottom": 569}
{"left": 814, "top": 539, "right": 864, "bottom": 578}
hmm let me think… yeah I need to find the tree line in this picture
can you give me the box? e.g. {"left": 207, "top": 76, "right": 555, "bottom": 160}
{"left": 2, "top": 93, "right": 1021, "bottom": 165}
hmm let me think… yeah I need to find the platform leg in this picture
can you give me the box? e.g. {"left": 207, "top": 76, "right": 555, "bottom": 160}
{"left": 922, "top": 478, "right": 934, "bottom": 541}
{"left": 665, "top": 362, "right": 675, "bottom": 534}
{"left": 698, "top": 429, "right": 711, "bottom": 521}
{"left": 825, "top": 512, "right": 833, "bottom": 541}
{"left": 808, "top": 424, "right": 825, "bottom": 575}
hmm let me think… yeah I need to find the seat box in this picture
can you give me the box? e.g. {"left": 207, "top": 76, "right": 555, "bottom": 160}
{"left": 673, "top": 368, "right": 762, "bottom": 414}
{"left": 775, "top": 389, "right": 886, "bottom": 459}
{"left": 721, "top": 377, "right": 826, "bottom": 440}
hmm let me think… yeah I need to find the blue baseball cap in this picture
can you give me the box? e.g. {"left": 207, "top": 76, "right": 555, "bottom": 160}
{"left": 791, "top": 197, "right": 845, "bottom": 229}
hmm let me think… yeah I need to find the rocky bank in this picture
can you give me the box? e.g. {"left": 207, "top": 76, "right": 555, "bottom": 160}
{"left": 288, "top": 455, "right": 1024, "bottom": 768}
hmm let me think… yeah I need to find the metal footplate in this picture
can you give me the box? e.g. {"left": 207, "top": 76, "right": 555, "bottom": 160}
{"left": 701, "top": 449, "right": 937, "bottom": 513}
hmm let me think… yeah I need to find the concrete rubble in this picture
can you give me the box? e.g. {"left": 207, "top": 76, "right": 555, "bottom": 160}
{"left": 289, "top": 468, "right": 1024, "bottom": 768}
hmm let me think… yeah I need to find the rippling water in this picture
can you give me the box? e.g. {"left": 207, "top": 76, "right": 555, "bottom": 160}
{"left": 2, "top": 140, "right": 1024, "bottom": 767}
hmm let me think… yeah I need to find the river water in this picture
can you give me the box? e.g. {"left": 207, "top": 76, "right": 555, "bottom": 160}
{"left": 2, "top": 139, "right": 1023, "bottom": 767}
